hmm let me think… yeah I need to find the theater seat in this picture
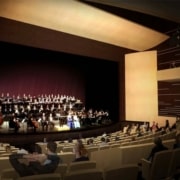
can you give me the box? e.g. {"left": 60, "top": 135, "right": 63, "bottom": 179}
{"left": 64, "top": 169, "right": 103, "bottom": 180}
{"left": 104, "top": 164, "right": 139, "bottom": 180}
{"left": 68, "top": 161, "right": 96, "bottom": 172}
{"left": 141, "top": 150, "right": 173, "bottom": 180}
{"left": 0, "top": 168, "right": 19, "bottom": 180}
{"left": 17, "top": 173, "right": 61, "bottom": 180}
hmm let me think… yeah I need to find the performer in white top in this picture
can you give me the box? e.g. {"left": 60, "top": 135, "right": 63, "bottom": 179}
{"left": 73, "top": 112, "right": 80, "bottom": 128}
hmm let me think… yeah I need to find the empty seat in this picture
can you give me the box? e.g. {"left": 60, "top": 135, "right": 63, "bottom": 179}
{"left": 168, "top": 148, "right": 180, "bottom": 179}
{"left": 62, "top": 146, "right": 73, "bottom": 153}
{"left": 104, "top": 164, "right": 139, "bottom": 180}
{"left": 54, "top": 163, "right": 68, "bottom": 180}
{"left": 68, "top": 161, "right": 96, "bottom": 172}
{"left": 17, "top": 173, "right": 61, "bottom": 180}
{"left": 64, "top": 169, "right": 103, "bottom": 180}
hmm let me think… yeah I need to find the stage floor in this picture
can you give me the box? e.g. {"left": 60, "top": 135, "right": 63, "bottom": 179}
{"left": 0, "top": 120, "right": 118, "bottom": 147}
{"left": 0, "top": 121, "right": 71, "bottom": 134}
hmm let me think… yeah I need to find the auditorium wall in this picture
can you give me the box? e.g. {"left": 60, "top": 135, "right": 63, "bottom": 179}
{"left": 125, "top": 51, "right": 158, "bottom": 124}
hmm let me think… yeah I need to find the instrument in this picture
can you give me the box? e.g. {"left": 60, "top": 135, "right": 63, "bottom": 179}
{"left": 31, "top": 119, "right": 39, "bottom": 128}
{"left": 14, "top": 118, "right": 20, "bottom": 128}
{"left": 0, "top": 112, "right": 3, "bottom": 126}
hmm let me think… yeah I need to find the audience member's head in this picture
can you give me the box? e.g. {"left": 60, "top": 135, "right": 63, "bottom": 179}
{"left": 68, "top": 138, "right": 73, "bottom": 143}
{"left": 47, "top": 141, "right": 57, "bottom": 153}
{"left": 29, "top": 143, "right": 42, "bottom": 154}
{"left": 5, "top": 145, "right": 11, "bottom": 153}
{"left": 101, "top": 137, "right": 106, "bottom": 142}
{"left": 87, "top": 138, "right": 94, "bottom": 145}
{"left": 154, "top": 137, "right": 163, "bottom": 146}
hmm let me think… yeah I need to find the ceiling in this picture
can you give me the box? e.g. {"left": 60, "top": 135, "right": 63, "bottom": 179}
{"left": 81, "top": 0, "right": 180, "bottom": 24}
{"left": 1, "top": 0, "right": 179, "bottom": 52}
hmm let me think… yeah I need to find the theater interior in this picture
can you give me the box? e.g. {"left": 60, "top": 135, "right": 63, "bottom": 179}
{"left": 0, "top": 0, "right": 180, "bottom": 146}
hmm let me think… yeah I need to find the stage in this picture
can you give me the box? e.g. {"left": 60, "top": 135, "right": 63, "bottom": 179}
{"left": 0, "top": 120, "right": 71, "bottom": 134}
{"left": 0, "top": 121, "right": 120, "bottom": 147}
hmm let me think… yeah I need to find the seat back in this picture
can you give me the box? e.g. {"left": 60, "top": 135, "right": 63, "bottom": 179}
{"left": 68, "top": 161, "right": 96, "bottom": 172}
{"left": 64, "top": 169, "right": 103, "bottom": 180}
{"left": 168, "top": 148, "right": 180, "bottom": 178}
{"left": 54, "top": 163, "right": 68, "bottom": 180}
{"left": 110, "top": 143, "right": 120, "bottom": 148}
{"left": 62, "top": 146, "right": 73, "bottom": 153}
{"left": 150, "top": 150, "right": 173, "bottom": 180}
{"left": 0, "top": 157, "right": 14, "bottom": 175}
{"left": 17, "top": 173, "right": 61, "bottom": 180}
{"left": 57, "top": 153, "right": 75, "bottom": 165}
{"left": 99, "top": 145, "right": 110, "bottom": 150}
{"left": 86, "top": 147, "right": 98, "bottom": 159}
{"left": 104, "top": 164, "right": 139, "bottom": 180}
{"left": 0, "top": 167, "right": 19, "bottom": 180}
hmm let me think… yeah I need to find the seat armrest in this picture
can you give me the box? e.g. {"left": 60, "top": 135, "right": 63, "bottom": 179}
{"left": 141, "top": 158, "right": 151, "bottom": 180}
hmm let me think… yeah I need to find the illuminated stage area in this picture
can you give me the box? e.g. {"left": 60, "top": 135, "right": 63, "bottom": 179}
{"left": 0, "top": 42, "right": 119, "bottom": 147}
{"left": 0, "top": 120, "right": 70, "bottom": 134}
{"left": 0, "top": 120, "right": 119, "bottom": 147}
{"left": 0, "top": 93, "right": 115, "bottom": 147}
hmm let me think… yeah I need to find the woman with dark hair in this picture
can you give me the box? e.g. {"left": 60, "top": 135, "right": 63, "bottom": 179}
{"left": 164, "top": 119, "right": 171, "bottom": 132}
{"left": 73, "top": 140, "right": 89, "bottom": 162}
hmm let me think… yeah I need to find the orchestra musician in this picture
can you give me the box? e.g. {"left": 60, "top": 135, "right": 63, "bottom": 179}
{"left": 9, "top": 113, "right": 20, "bottom": 133}
{"left": 41, "top": 112, "right": 48, "bottom": 131}
{"left": 30, "top": 116, "right": 39, "bottom": 132}
{"left": 48, "top": 113, "right": 55, "bottom": 130}
{"left": 27, "top": 114, "right": 38, "bottom": 133}
{"left": 0, "top": 93, "right": 112, "bottom": 133}
{"left": 67, "top": 110, "right": 74, "bottom": 129}
{"left": 73, "top": 112, "right": 80, "bottom": 128}
{"left": 0, "top": 108, "right": 4, "bottom": 127}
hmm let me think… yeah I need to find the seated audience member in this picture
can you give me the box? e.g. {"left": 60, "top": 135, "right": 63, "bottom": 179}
{"left": 151, "top": 121, "right": 158, "bottom": 133}
{"left": 99, "top": 137, "right": 109, "bottom": 147}
{"left": 73, "top": 140, "right": 89, "bottom": 162}
{"left": 147, "top": 137, "right": 168, "bottom": 162}
{"left": 164, "top": 119, "right": 171, "bottom": 132}
{"left": 5, "top": 145, "right": 12, "bottom": 153}
{"left": 115, "top": 135, "right": 120, "bottom": 141}
{"left": 87, "top": 138, "right": 94, "bottom": 146}
{"left": 173, "top": 133, "right": 180, "bottom": 149}
{"left": 9, "top": 142, "right": 60, "bottom": 177}
{"left": 137, "top": 130, "right": 143, "bottom": 137}
{"left": 155, "top": 122, "right": 160, "bottom": 132}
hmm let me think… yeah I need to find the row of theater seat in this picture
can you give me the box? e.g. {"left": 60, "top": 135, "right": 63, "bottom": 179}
{"left": 0, "top": 138, "right": 179, "bottom": 180}
{"left": 1, "top": 148, "right": 179, "bottom": 180}
{"left": 0, "top": 161, "right": 140, "bottom": 180}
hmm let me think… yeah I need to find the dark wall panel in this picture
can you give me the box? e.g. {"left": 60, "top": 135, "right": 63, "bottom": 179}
{"left": 158, "top": 81, "right": 180, "bottom": 117}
